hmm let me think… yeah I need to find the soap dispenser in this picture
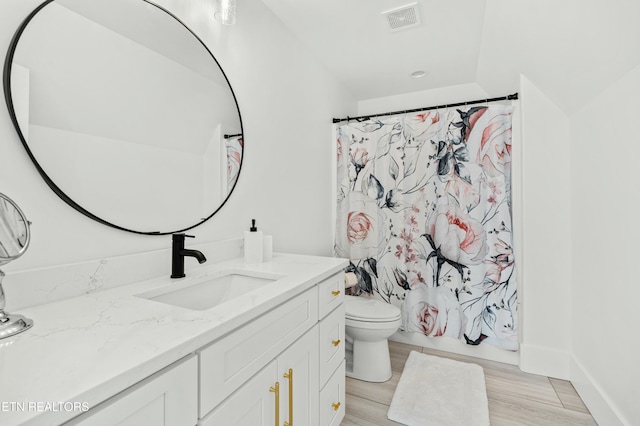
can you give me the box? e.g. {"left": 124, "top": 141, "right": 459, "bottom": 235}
{"left": 244, "top": 219, "right": 264, "bottom": 263}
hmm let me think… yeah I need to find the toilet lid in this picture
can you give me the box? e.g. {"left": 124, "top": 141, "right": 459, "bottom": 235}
{"left": 344, "top": 295, "right": 401, "bottom": 321}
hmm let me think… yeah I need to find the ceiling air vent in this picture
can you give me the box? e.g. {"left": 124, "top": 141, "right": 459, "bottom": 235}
{"left": 382, "top": 3, "right": 421, "bottom": 32}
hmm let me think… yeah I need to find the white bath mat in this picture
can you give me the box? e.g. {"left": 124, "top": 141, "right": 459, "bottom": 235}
{"left": 387, "top": 351, "right": 490, "bottom": 426}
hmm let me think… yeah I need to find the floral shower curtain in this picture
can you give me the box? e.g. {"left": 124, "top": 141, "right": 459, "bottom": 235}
{"left": 335, "top": 105, "right": 517, "bottom": 350}
{"left": 226, "top": 136, "right": 243, "bottom": 194}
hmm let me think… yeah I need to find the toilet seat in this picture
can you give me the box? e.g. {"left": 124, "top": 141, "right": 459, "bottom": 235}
{"left": 344, "top": 295, "right": 401, "bottom": 322}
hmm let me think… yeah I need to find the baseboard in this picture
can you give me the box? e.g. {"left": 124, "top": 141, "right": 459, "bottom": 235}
{"left": 390, "top": 331, "right": 519, "bottom": 366}
{"left": 519, "top": 343, "right": 570, "bottom": 379}
{"left": 570, "top": 355, "right": 627, "bottom": 426}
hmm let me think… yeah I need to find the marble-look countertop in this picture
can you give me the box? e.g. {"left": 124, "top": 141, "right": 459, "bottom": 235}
{"left": 0, "top": 253, "right": 348, "bottom": 426}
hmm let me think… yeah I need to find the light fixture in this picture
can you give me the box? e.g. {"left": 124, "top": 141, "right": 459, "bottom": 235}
{"left": 214, "top": 0, "right": 236, "bottom": 25}
{"left": 411, "top": 70, "right": 427, "bottom": 78}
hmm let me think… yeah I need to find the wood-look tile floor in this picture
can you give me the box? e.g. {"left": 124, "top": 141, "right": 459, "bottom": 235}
{"left": 342, "top": 341, "right": 597, "bottom": 425}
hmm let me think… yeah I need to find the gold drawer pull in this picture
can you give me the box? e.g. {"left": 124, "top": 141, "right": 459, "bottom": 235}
{"left": 269, "top": 382, "right": 280, "bottom": 426}
{"left": 283, "top": 368, "right": 293, "bottom": 426}
{"left": 332, "top": 339, "right": 341, "bottom": 347}
{"left": 331, "top": 290, "right": 341, "bottom": 297}
{"left": 332, "top": 402, "right": 341, "bottom": 411}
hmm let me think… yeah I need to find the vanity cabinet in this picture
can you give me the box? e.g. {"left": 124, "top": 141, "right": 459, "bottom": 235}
{"left": 66, "top": 271, "right": 344, "bottom": 426}
{"left": 65, "top": 356, "right": 197, "bottom": 426}
{"left": 200, "top": 272, "right": 345, "bottom": 426}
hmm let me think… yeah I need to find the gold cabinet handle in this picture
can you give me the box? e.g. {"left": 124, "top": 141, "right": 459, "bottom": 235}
{"left": 283, "top": 368, "right": 293, "bottom": 426}
{"left": 331, "top": 290, "right": 341, "bottom": 297}
{"left": 332, "top": 339, "right": 341, "bottom": 347}
{"left": 269, "top": 381, "right": 280, "bottom": 426}
{"left": 332, "top": 401, "right": 341, "bottom": 411}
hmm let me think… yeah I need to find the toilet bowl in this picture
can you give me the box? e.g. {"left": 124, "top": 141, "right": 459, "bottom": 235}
{"left": 344, "top": 295, "right": 402, "bottom": 383}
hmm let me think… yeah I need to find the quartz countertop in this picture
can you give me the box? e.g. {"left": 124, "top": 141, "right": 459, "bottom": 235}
{"left": 0, "top": 253, "right": 348, "bottom": 426}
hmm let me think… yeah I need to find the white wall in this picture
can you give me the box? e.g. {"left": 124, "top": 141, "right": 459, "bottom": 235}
{"left": 0, "top": 0, "right": 356, "bottom": 275}
{"left": 518, "top": 76, "right": 572, "bottom": 379}
{"left": 569, "top": 63, "right": 640, "bottom": 426}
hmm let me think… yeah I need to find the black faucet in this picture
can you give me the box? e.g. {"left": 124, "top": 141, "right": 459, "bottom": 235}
{"left": 171, "top": 233, "right": 207, "bottom": 278}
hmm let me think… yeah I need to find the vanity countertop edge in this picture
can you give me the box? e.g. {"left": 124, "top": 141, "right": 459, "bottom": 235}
{"left": 0, "top": 253, "right": 349, "bottom": 426}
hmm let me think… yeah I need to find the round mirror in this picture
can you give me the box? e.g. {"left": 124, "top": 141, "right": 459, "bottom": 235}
{"left": 0, "top": 193, "right": 30, "bottom": 266}
{"left": 3, "top": 0, "right": 243, "bottom": 235}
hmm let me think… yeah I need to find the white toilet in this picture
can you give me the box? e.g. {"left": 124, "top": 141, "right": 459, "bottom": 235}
{"left": 344, "top": 295, "right": 402, "bottom": 382}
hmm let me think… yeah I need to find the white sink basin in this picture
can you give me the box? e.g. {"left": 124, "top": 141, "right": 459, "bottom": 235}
{"left": 137, "top": 271, "right": 284, "bottom": 311}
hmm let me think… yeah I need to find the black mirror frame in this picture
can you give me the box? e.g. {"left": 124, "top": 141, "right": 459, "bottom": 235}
{"left": 2, "top": 0, "right": 244, "bottom": 235}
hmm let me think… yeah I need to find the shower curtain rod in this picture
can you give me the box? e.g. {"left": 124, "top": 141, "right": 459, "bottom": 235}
{"left": 224, "top": 133, "right": 242, "bottom": 139}
{"left": 332, "top": 92, "right": 518, "bottom": 124}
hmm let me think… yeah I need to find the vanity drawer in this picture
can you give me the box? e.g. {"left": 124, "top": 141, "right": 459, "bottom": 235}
{"left": 319, "top": 360, "right": 346, "bottom": 426}
{"left": 199, "top": 287, "right": 318, "bottom": 418}
{"left": 319, "top": 303, "right": 345, "bottom": 386}
{"left": 318, "top": 272, "right": 345, "bottom": 319}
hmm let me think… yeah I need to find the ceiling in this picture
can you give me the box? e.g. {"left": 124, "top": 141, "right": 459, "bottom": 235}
{"left": 261, "top": 0, "right": 640, "bottom": 114}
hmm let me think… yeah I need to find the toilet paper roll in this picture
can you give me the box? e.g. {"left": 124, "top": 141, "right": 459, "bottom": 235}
{"left": 345, "top": 272, "right": 358, "bottom": 289}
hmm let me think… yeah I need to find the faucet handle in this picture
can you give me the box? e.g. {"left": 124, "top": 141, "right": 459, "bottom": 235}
{"left": 171, "top": 232, "right": 196, "bottom": 239}
{"left": 172, "top": 233, "right": 195, "bottom": 242}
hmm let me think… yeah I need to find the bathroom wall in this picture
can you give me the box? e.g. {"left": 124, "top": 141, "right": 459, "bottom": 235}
{"left": 518, "top": 76, "right": 572, "bottom": 379}
{"left": 0, "top": 1, "right": 355, "bottom": 278}
{"left": 569, "top": 63, "right": 640, "bottom": 426}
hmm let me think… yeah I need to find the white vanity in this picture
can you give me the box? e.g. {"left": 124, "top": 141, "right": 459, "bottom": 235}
{"left": 0, "top": 253, "right": 348, "bottom": 426}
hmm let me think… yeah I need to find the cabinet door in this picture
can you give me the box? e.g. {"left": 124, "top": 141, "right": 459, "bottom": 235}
{"left": 319, "top": 361, "right": 346, "bottom": 426}
{"left": 319, "top": 304, "right": 345, "bottom": 386}
{"left": 66, "top": 356, "right": 197, "bottom": 426}
{"left": 199, "top": 287, "right": 318, "bottom": 417}
{"left": 201, "top": 361, "right": 278, "bottom": 426}
{"left": 277, "top": 326, "right": 320, "bottom": 426}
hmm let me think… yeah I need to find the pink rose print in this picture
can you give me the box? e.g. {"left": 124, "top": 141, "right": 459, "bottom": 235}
{"left": 403, "top": 285, "right": 462, "bottom": 338}
{"left": 335, "top": 193, "right": 387, "bottom": 259}
{"left": 347, "top": 212, "right": 372, "bottom": 245}
{"left": 484, "top": 238, "right": 514, "bottom": 285}
{"left": 351, "top": 146, "right": 369, "bottom": 169}
{"left": 417, "top": 302, "right": 445, "bottom": 336}
{"left": 428, "top": 204, "right": 487, "bottom": 266}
